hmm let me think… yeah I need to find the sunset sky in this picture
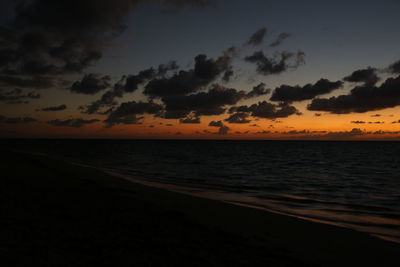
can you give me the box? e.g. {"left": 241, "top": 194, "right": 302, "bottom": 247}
{"left": 1, "top": 0, "right": 400, "bottom": 139}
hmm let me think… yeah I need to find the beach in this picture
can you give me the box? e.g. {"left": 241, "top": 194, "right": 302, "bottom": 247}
{"left": 2, "top": 150, "right": 399, "bottom": 266}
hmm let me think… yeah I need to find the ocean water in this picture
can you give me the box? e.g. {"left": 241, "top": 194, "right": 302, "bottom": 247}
{"left": 5, "top": 139, "right": 400, "bottom": 243}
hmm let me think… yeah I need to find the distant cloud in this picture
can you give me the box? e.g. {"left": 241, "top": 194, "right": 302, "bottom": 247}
{"left": 0, "top": 115, "right": 37, "bottom": 124}
{"left": 207, "top": 120, "right": 230, "bottom": 135}
{"left": 343, "top": 67, "right": 379, "bottom": 86}
{"left": 270, "top": 79, "right": 343, "bottom": 102}
{"left": 37, "top": 104, "right": 67, "bottom": 112}
{"left": 209, "top": 120, "right": 223, "bottom": 127}
{"left": 0, "top": 75, "right": 59, "bottom": 89}
{"left": 104, "top": 101, "right": 163, "bottom": 127}
{"left": 308, "top": 75, "right": 400, "bottom": 114}
{"left": 0, "top": 88, "right": 40, "bottom": 104}
{"left": 246, "top": 27, "right": 268, "bottom": 46}
{"left": 69, "top": 74, "right": 111, "bottom": 95}
{"left": 144, "top": 51, "right": 235, "bottom": 98}
{"left": 224, "top": 112, "right": 251, "bottom": 124}
{"left": 80, "top": 62, "right": 177, "bottom": 115}
{"left": 161, "top": 84, "right": 246, "bottom": 119}
{"left": 245, "top": 83, "right": 271, "bottom": 98}
{"left": 351, "top": 120, "right": 366, "bottom": 124}
{"left": 323, "top": 128, "right": 365, "bottom": 138}
{"left": 48, "top": 118, "right": 100, "bottom": 128}
{"left": 180, "top": 116, "right": 201, "bottom": 124}
{"left": 244, "top": 50, "right": 305, "bottom": 76}
{"left": 230, "top": 101, "right": 300, "bottom": 119}
{"left": 270, "top": 32, "right": 291, "bottom": 47}
{"left": 388, "top": 60, "right": 400, "bottom": 74}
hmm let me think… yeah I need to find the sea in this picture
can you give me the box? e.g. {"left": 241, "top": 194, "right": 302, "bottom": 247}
{"left": 4, "top": 139, "right": 400, "bottom": 243}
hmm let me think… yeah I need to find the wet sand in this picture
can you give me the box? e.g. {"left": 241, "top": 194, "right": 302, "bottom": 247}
{"left": 1, "top": 150, "right": 399, "bottom": 266}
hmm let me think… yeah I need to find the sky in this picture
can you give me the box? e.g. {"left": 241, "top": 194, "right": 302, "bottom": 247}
{"left": 1, "top": 0, "right": 400, "bottom": 139}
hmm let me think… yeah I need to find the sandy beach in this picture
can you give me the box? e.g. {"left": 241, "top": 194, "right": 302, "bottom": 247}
{"left": 1, "top": 150, "right": 399, "bottom": 266}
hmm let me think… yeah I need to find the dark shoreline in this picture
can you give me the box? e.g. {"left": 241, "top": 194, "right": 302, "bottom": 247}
{"left": 2, "top": 150, "right": 399, "bottom": 266}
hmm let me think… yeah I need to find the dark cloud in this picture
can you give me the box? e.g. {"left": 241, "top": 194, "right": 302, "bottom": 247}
{"left": 80, "top": 62, "right": 177, "bottom": 114}
{"left": 0, "top": 115, "right": 37, "bottom": 124}
{"left": 246, "top": 27, "right": 267, "bottom": 46}
{"left": 388, "top": 60, "right": 400, "bottom": 74}
{"left": 207, "top": 120, "right": 229, "bottom": 135}
{"left": 180, "top": 116, "right": 201, "bottom": 124}
{"left": 270, "top": 79, "right": 343, "bottom": 102}
{"left": 371, "top": 114, "right": 381, "bottom": 117}
{"left": 122, "top": 62, "right": 179, "bottom": 94}
{"left": 224, "top": 112, "right": 251, "bottom": 124}
{"left": 69, "top": 74, "right": 111, "bottom": 94}
{"left": 245, "top": 83, "right": 271, "bottom": 98}
{"left": 343, "top": 67, "right": 379, "bottom": 86}
{"left": 372, "top": 130, "right": 400, "bottom": 135}
{"left": 314, "top": 113, "right": 322, "bottom": 117}
{"left": 0, "top": 0, "right": 214, "bottom": 85}
{"left": 270, "top": 32, "right": 291, "bottom": 47}
{"left": 208, "top": 120, "right": 223, "bottom": 127}
{"left": 144, "top": 51, "right": 235, "bottom": 98}
{"left": 392, "top": 120, "right": 400, "bottom": 124}
{"left": 244, "top": 50, "right": 305, "bottom": 76}
{"left": 0, "top": 75, "right": 58, "bottom": 89}
{"left": 37, "top": 104, "right": 67, "bottom": 112}
{"left": 216, "top": 125, "right": 229, "bottom": 135}
{"left": 0, "top": 88, "right": 40, "bottom": 103}
{"left": 104, "top": 101, "right": 163, "bottom": 127}
{"left": 323, "top": 128, "right": 365, "bottom": 138}
{"left": 308, "top": 75, "right": 400, "bottom": 114}
{"left": 282, "top": 130, "right": 312, "bottom": 135}
{"left": 47, "top": 118, "right": 100, "bottom": 128}
{"left": 229, "top": 101, "right": 300, "bottom": 119}
{"left": 351, "top": 120, "right": 366, "bottom": 124}
{"left": 105, "top": 115, "right": 143, "bottom": 127}
{"left": 256, "top": 130, "right": 271, "bottom": 134}
{"left": 368, "top": 121, "right": 384, "bottom": 124}
{"left": 161, "top": 84, "right": 246, "bottom": 119}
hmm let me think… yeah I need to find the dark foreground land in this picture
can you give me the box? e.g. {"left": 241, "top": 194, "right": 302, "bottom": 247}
{"left": 1, "top": 150, "right": 399, "bottom": 266}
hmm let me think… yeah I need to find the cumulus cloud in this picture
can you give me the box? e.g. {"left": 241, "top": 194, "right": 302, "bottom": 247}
{"left": 343, "top": 67, "right": 379, "bottom": 86}
{"left": 244, "top": 50, "right": 305, "bottom": 76}
{"left": 69, "top": 74, "right": 111, "bottom": 94}
{"left": 308, "top": 75, "right": 400, "bottom": 114}
{"left": 323, "top": 128, "right": 365, "bottom": 138}
{"left": 224, "top": 112, "right": 251, "bottom": 124}
{"left": 37, "top": 104, "right": 67, "bottom": 112}
{"left": 208, "top": 120, "right": 229, "bottom": 135}
{"left": 180, "top": 116, "right": 200, "bottom": 124}
{"left": 229, "top": 101, "right": 300, "bottom": 119}
{"left": 104, "top": 101, "right": 163, "bottom": 127}
{"left": 161, "top": 84, "right": 246, "bottom": 119}
{"left": 79, "top": 62, "right": 177, "bottom": 114}
{"left": 47, "top": 118, "right": 100, "bottom": 128}
{"left": 245, "top": 83, "right": 271, "bottom": 98}
{"left": 208, "top": 120, "right": 223, "bottom": 127}
{"left": 246, "top": 27, "right": 267, "bottom": 46}
{"left": 270, "top": 79, "right": 343, "bottom": 102}
{"left": 144, "top": 50, "right": 235, "bottom": 98}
